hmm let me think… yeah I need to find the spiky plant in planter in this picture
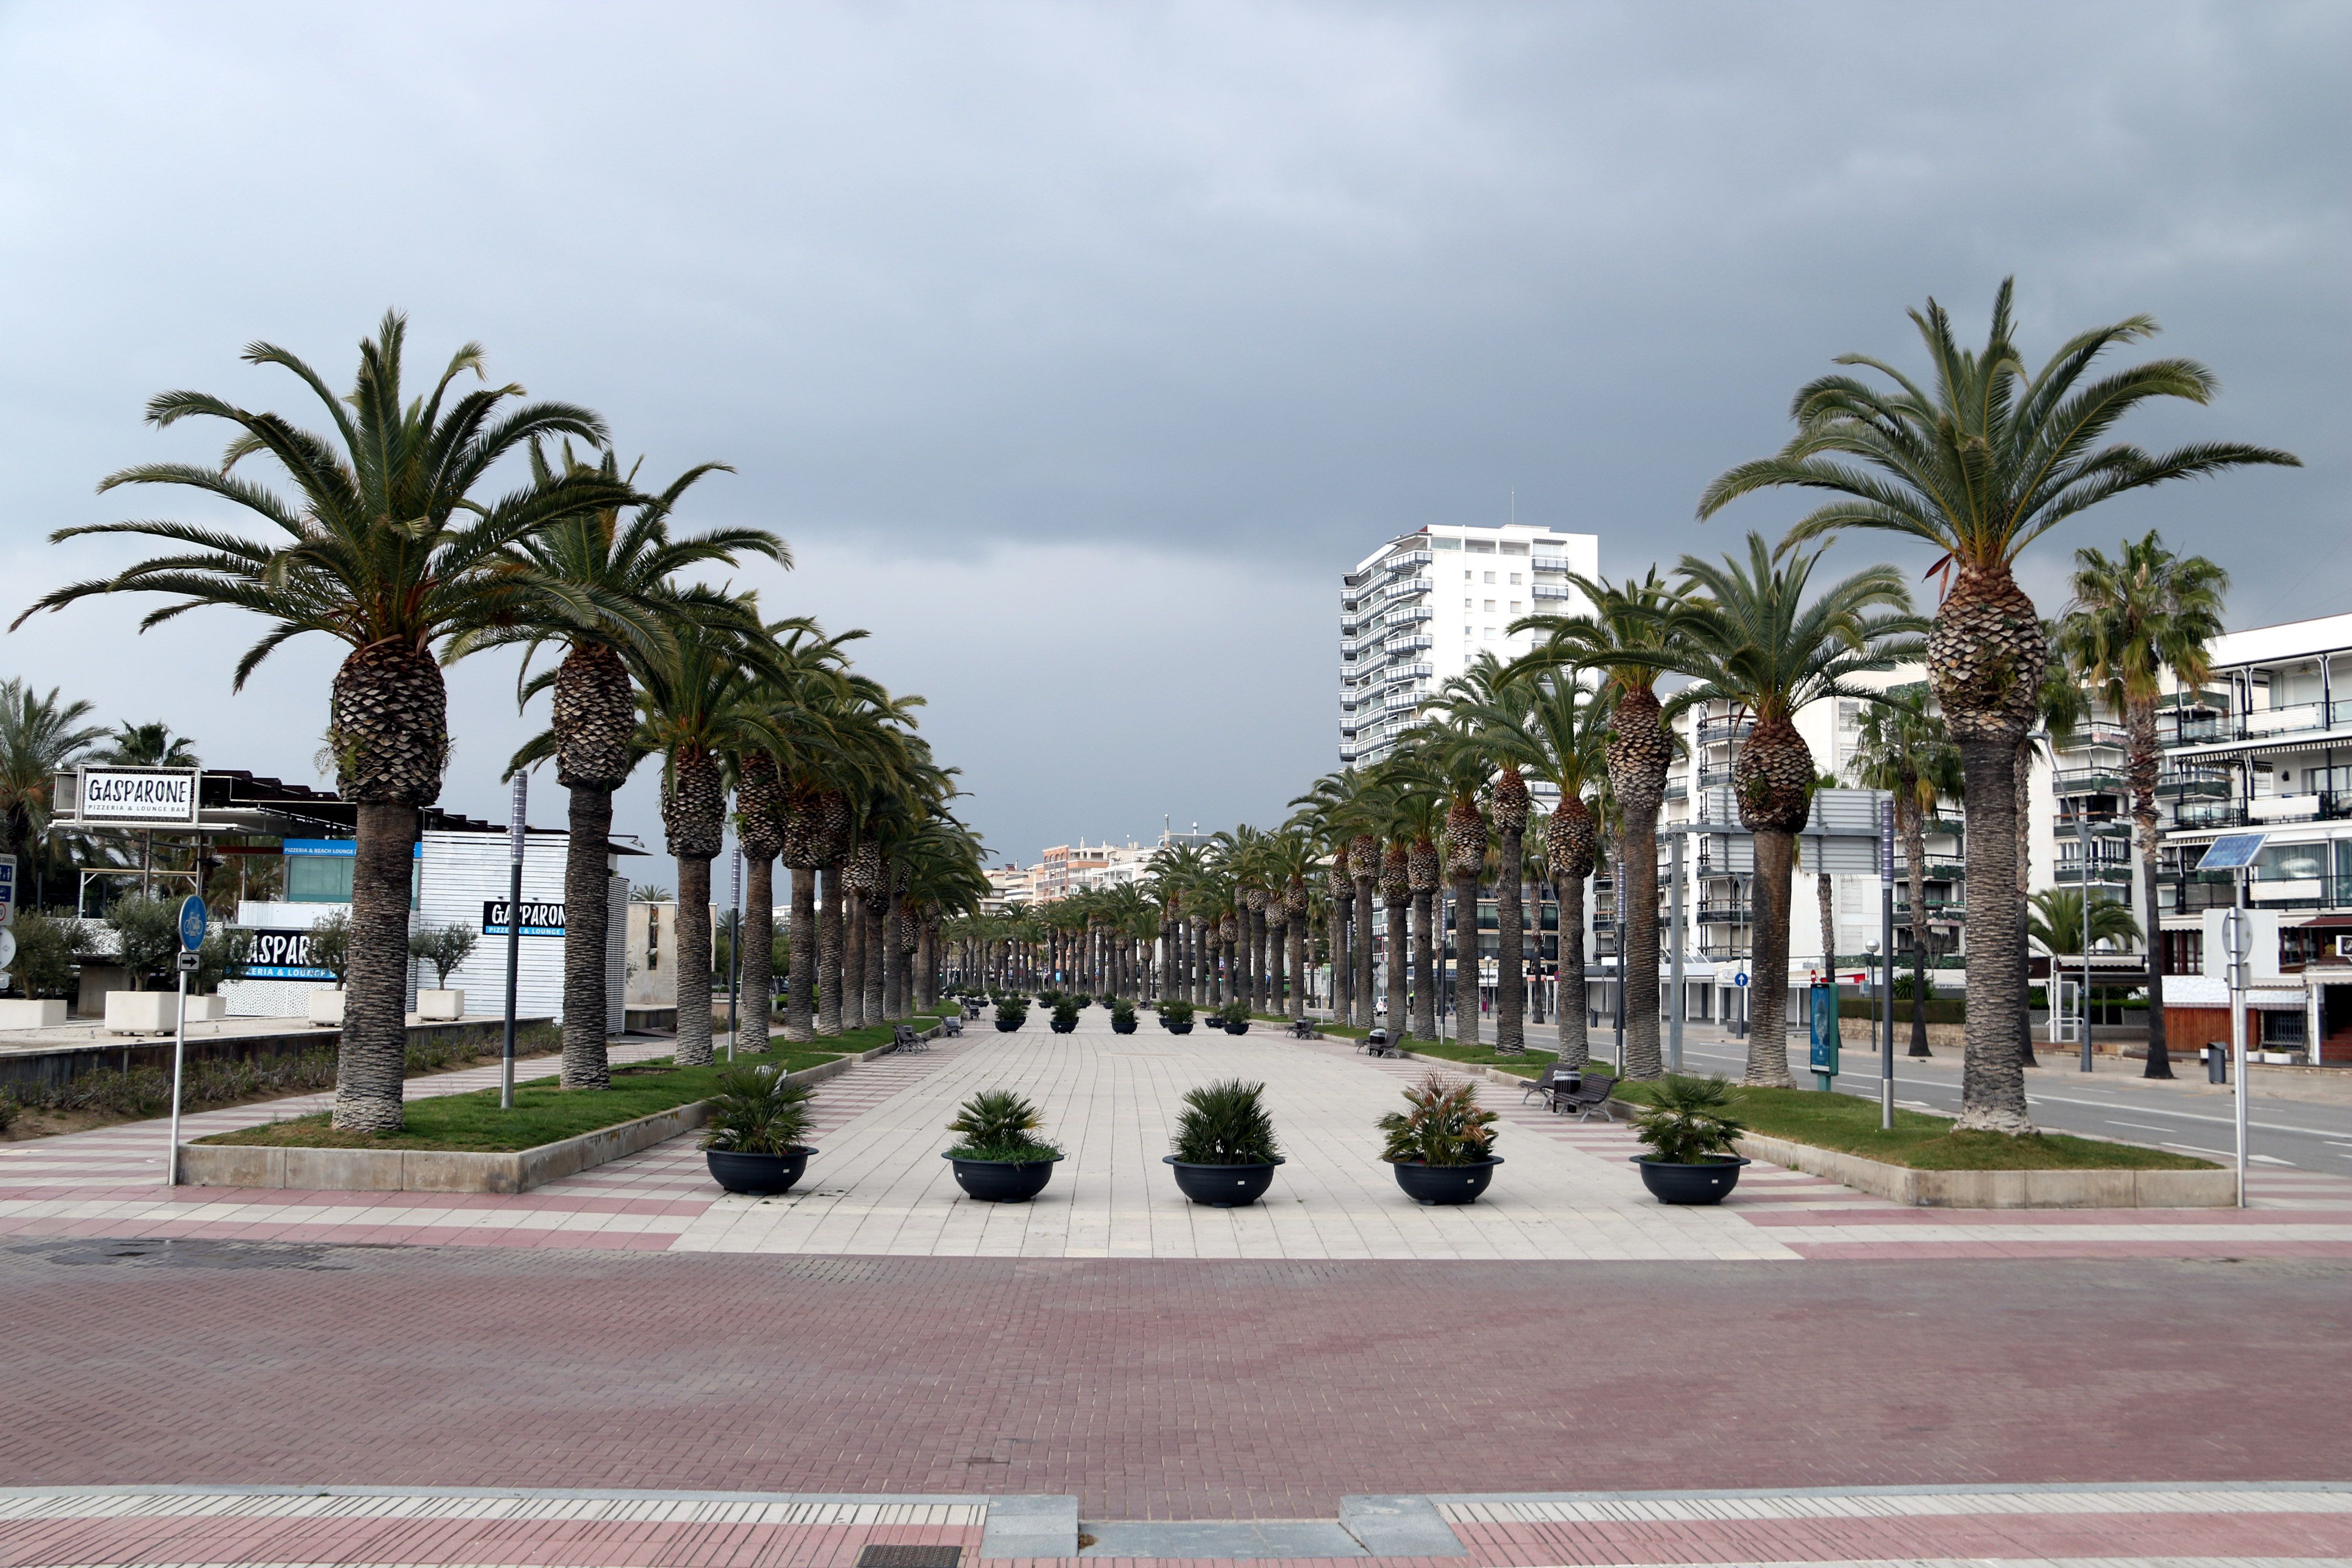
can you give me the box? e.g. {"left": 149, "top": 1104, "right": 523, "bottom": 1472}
{"left": 944, "top": 1088, "right": 1063, "bottom": 1201}
{"left": 700, "top": 1063, "right": 819, "bottom": 1195}
{"left": 1109, "top": 999, "right": 1139, "bottom": 1035}
{"left": 1050, "top": 997, "right": 1081, "bottom": 1033}
{"left": 1216, "top": 1000, "right": 1250, "bottom": 1034}
{"left": 1628, "top": 1074, "right": 1751, "bottom": 1205}
{"left": 1166, "top": 1077, "right": 1283, "bottom": 1206}
{"left": 994, "top": 997, "right": 1028, "bottom": 1032}
{"left": 1379, "top": 1072, "right": 1502, "bottom": 1205}
{"left": 1161, "top": 998, "right": 1195, "bottom": 1033}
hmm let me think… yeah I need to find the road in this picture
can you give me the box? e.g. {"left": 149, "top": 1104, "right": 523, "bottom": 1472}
{"left": 1641, "top": 1022, "right": 2352, "bottom": 1172}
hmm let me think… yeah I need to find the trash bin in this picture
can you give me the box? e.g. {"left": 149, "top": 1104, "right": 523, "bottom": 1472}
{"left": 2204, "top": 1042, "right": 2228, "bottom": 1085}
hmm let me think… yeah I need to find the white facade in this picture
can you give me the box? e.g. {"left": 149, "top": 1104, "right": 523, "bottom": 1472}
{"left": 1341, "top": 523, "right": 1600, "bottom": 766}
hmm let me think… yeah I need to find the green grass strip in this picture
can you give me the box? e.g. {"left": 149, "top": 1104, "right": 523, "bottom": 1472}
{"left": 198, "top": 1016, "right": 938, "bottom": 1153}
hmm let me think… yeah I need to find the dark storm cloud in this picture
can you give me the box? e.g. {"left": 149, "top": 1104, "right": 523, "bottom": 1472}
{"left": 1, "top": 2, "right": 2342, "bottom": 864}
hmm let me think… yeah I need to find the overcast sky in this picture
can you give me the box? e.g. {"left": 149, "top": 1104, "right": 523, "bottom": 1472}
{"left": 2, "top": 2, "right": 2343, "bottom": 875}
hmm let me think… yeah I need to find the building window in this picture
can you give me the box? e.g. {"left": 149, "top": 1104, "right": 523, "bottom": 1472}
{"left": 1509, "top": 601, "right": 1521, "bottom": 614}
{"left": 1463, "top": 597, "right": 1473, "bottom": 608}
{"left": 2161, "top": 930, "right": 2202, "bottom": 976}
{"left": 1509, "top": 573, "right": 1522, "bottom": 585}
{"left": 1485, "top": 627, "right": 1497, "bottom": 639}
{"left": 1484, "top": 599, "right": 1495, "bottom": 611}
{"left": 1483, "top": 571, "right": 1496, "bottom": 584}
{"left": 286, "top": 854, "right": 354, "bottom": 903}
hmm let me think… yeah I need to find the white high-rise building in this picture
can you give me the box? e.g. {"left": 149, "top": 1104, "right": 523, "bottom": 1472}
{"left": 1340, "top": 523, "right": 1600, "bottom": 766}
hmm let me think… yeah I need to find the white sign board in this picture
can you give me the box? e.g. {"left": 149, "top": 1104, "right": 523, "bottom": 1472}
{"left": 79, "top": 767, "right": 199, "bottom": 825}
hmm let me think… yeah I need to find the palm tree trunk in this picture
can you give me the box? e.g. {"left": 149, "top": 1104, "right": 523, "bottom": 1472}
{"left": 1903, "top": 794, "right": 1932, "bottom": 1057}
{"left": 1816, "top": 870, "right": 1835, "bottom": 973}
{"left": 883, "top": 877, "right": 905, "bottom": 1020}
{"left": 863, "top": 897, "right": 886, "bottom": 1023}
{"left": 1495, "top": 824, "right": 1526, "bottom": 1053}
{"left": 785, "top": 865, "right": 817, "bottom": 1042}
{"left": 1412, "top": 888, "right": 1436, "bottom": 1039}
{"left": 1331, "top": 892, "right": 1352, "bottom": 1021}
{"left": 560, "top": 782, "right": 615, "bottom": 1090}
{"left": 1748, "top": 828, "right": 1796, "bottom": 1086}
{"left": 842, "top": 897, "right": 866, "bottom": 1028}
{"left": 1451, "top": 872, "right": 1481, "bottom": 1046}
{"left": 739, "top": 854, "right": 775, "bottom": 1053}
{"left": 674, "top": 852, "right": 715, "bottom": 1067}
{"left": 1351, "top": 874, "right": 1376, "bottom": 1029}
{"left": 2013, "top": 739, "right": 2040, "bottom": 1070}
{"left": 818, "top": 861, "right": 845, "bottom": 1036}
{"left": 1557, "top": 870, "right": 1589, "bottom": 1067}
{"left": 1253, "top": 906, "right": 1270, "bottom": 1011}
{"left": 1955, "top": 736, "right": 2033, "bottom": 1133}
{"left": 331, "top": 801, "right": 417, "bottom": 1133}
{"left": 1376, "top": 896, "right": 1402, "bottom": 1036}
{"left": 1609, "top": 688, "right": 1669, "bottom": 1079}
{"left": 1287, "top": 918, "right": 1306, "bottom": 1020}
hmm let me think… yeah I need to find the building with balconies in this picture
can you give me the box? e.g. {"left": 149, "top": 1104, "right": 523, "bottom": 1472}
{"left": 1339, "top": 523, "right": 1599, "bottom": 766}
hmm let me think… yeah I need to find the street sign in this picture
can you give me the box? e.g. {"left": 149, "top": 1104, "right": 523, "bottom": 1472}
{"left": 0, "top": 859, "right": 14, "bottom": 923}
{"left": 1807, "top": 981, "right": 1840, "bottom": 1084}
{"left": 176, "top": 950, "right": 199, "bottom": 973}
{"left": 178, "top": 895, "right": 208, "bottom": 952}
{"left": 1731, "top": 966, "right": 1751, "bottom": 988}
{"left": 0, "top": 928, "right": 15, "bottom": 970}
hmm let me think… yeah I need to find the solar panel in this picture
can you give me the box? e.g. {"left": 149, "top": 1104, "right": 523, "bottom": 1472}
{"left": 2196, "top": 831, "right": 2268, "bottom": 871}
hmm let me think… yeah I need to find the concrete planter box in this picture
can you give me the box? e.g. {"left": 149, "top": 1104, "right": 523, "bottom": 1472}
{"left": 186, "top": 995, "right": 227, "bottom": 1022}
{"left": 0, "top": 999, "right": 68, "bottom": 1029}
{"left": 416, "top": 989, "right": 465, "bottom": 1021}
{"left": 1734, "top": 1130, "right": 2237, "bottom": 1209}
{"left": 104, "top": 991, "right": 178, "bottom": 1034}
{"left": 177, "top": 1028, "right": 932, "bottom": 1193}
{"left": 306, "top": 989, "right": 345, "bottom": 1026}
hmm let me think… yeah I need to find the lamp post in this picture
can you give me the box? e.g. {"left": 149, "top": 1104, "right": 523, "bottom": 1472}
{"left": 726, "top": 844, "right": 741, "bottom": 1062}
{"left": 500, "top": 772, "right": 525, "bottom": 1111}
{"left": 2078, "top": 812, "right": 2095, "bottom": 1072}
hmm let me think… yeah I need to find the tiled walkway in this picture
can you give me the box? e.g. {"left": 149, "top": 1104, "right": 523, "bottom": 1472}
{"left": 2, "top": 1482, "right": 2348, "bottom": 1566}
{"left": 4, "top": 1012, "right": 2350, "bottom": 1259}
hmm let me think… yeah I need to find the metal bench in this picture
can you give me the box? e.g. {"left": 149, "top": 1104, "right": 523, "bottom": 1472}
{"left": 941, "top": 1014, "right": 964, "bottom": 1038}
{"left": 1556, "top": 1071, "right": 1617, "bottom": 1121}
{"left": 1359, "top": 1027, "right": 1401, "bottom": 1058}
{"left": 891, "top": 1022, "right": 927, "bottom": 1054}
{"left": 1287, "top": 1017, "right": 1319, "bottom": 1039}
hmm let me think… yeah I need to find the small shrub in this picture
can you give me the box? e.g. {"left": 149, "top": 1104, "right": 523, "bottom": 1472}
{"left": 701, "top": 1063, "right": 815, "bottom": 1156}
{"left": 7, "top": 912, "right": 81, "bottom": 998}
{"left": 306, "top": 911, "right": 351, "bottom": 985}
{"left": 1109, "top": 999, "right": 1136, "bottom": 1024}
{"left": 1632, "top": 1075, "right": 1747, "bottom": 1164}
{"left": 1378, "top": 1071, "right": 1498, "bottom": 1167}
{"left": 1160, "top": 998, "right": 1195, "bottom": 1025}
{"left": 995, "top": 998, "right": 1029, "bottom": 1027}
{"left": 1215, "top": 1000, "right": 1249, "bottom": 1028}
{"left": 946, "top": 1088, "right": 1061, "bottom": 1163}
{"left": 1172, "top": 1079, "right": 1280, "bottom": 1165}
{"left": 104, "top": 894, "right": 181, "bottom": 991}
{"left": 1052, "top": 998, "right": 1081, "bottom": 1027}
{"left": 409, "top": 923, "right": 480, "bottom": 988}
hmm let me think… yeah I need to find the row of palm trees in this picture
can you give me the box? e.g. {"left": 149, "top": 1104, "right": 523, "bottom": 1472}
{"left": 19, "top": 312, "right": 987, "bottom": 1133}
{"left": 1172, "top": 282, "right": 2286, "bottom": 1136}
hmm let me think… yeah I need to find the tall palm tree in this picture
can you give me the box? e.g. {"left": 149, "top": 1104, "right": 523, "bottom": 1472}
{"left": 1487, "top": 665, "right": 1613, "bottom": 1066}
{"left": 1410, "top": 743, "right": 1490, "bottom": 1047}
{"left": 19, "top": 312, "right": 630, "bottom": 1131}
{"left": 1700, "top": 280, "right": 2297, "bottom": 1131}
{"left": 2055, "top": 532, "right": 2228, "bottom": 1080}
{"left": 1428, "top": 654, "right": 1555, "bottom": 1054}
{"left": 2018, "top": 632, "right": 2089, "bottom": 1068}
{"left": 0, "top": 681, "right": 106, "bottom": 910}
{"left": 1520, "top": 569, "right": 1687, "bottom": 1077}
{"left": 478, "top": 442, "right": 778, "bottom": 1088}
{"left": 2028, "top": 886, "right": 2142, "bottom": 956}
{"left": 1850, "top": 686, "right": 1963, "bottom": 1058}
{"left": 1638, "top": 533, "right": 1921, "bottom": 1085}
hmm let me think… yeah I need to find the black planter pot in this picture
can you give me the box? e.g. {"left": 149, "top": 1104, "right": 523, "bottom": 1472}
{"left": 1167, "top": 1021, "right": 1194, "bottom": 1035}
{"left": 1389, "top": 1157, "right": 1504, "bottom": 1206}
{"left": 1164, "top": 1156, "right": 1284, "bottom": 1207}
{"left": 1050, "top": 1018, "right": 1077, "bottom": 1033}
{"left": 1111, "top": 1018, "right": 1138, "bottom": 1034}
{"left": 995, "top": 1016, "right": 1025, "bottom": 1032}
{"left": 1631, "top": 1155, "right": 1750, "bottom": 1205}
{"left": 1223, "top": 1021, "right": 1250, "bottom": 1035}
{"left": 945, "top": 1152, "right": 1061, "bottom": 1202}
{"left": 705, "top": 1147, "right": 817, "bottom": 1196}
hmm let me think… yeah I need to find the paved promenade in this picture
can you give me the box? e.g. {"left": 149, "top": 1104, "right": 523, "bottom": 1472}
{"left": 4, "top": 1012, "right": 2349, "bottom": 1565}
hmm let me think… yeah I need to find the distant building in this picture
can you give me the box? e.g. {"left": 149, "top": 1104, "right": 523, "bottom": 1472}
{"left": 1340, "top": 522, "right": 1600, "bottom": 767}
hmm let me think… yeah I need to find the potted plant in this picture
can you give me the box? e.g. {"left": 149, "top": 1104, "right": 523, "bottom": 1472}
{"left": 407, "top": 922, "right": 478, "bottom": 1020}
{"left": 1074, "top": 993, "right": 1093, "bottom": 1009}
{"left": 1217, "top": 1000, "right": 1251, "bottom": 1035}
{"left": 1628, "top": 1074, "right": 1751, "bottom": 1204}
{"left": 994, "top": 996, "right": 1029, "bottom": 1032}
{"left": 1164, "top": 1078, "right": 1284, "bottom": 1206}
{"left": 1109, "top": 999, "right": 1139, "bottom": 1035}
{"left": 1379, "top": 1071, "right": 1502, "bottom": 1205}
{"left": 702, "top": 1063, "right": 818, "bottom": 1195}
{"left": 1161, "top": 998, "right": 1195, "bottom": 1035}
{"left": 1049, "top": 997, "right": 1081, "bottom": 1033}
{"left": 943, "top": 1088, "right": 1063, "bottom": 1201}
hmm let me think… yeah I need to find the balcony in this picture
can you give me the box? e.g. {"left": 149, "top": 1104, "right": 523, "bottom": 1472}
{"left": 1532, "top": 556, "right": 1569, "bottom": 573}
{"left": 1897, "top": 858, "right": 1967, "bottom": 881}
{"left": 1696, "top": 903, "right": 1751, "bottom": 925}
{"left": 2057, "top": 807, "right": 2131, "bottom": 837}
{"left": 1663, "top": 782, "right": 1688, "bottom": 802}
{"left": 2163, "top": 699, "right": 2352, "bottom": 750}
{"left": 2158, "top": 764, "right": 2231, "bottom": 799}
{"left": 1386, "top": 550, "right": 1432, "bottom": 575}
{"left": 2174, "top": 792, "right": 2352, "bottom": 831}
{"left": 2054, "top": 766, "right": 2127, "bottom": 795}
{"left": 1384, "top": 689, "right": 1422, "bottom": 711}
{"left": 2068, "top": 722, "right": 2131, "bottom": 751}
{"left": 1385, "top": 661, "right": 1433, "bottom": 681}
{"left": 1384, "top": 575, "right": 1431, "bottom": 603}
{"left": 1529, "top": 583, "right": 1576, "bottom": 601}
{"left": 1389, "top": 605, "right": 1433, "bottom": 625}
{"left": 2168, "top": 874, "right": 2352, "bottom": 915}
{"left": 1698, "top": 766, "right": 1736, "bottom": 790}
{"left": 1697, "top": 716, "right": 1755, "bottom": 745}
{"left": 1893, "top": 899, "right": 1966, "bottom": 923}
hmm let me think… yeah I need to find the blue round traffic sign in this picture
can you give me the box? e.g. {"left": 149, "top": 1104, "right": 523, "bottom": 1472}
{"left": 178, "top": 895, "right": 208, "bottom": 952}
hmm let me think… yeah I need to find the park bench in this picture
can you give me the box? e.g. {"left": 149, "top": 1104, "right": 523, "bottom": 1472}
{"left": 891, "top": 1022, "right": 928, "bottom": 1054}
{"left": 1556, "top": 1071, "right": 1617, "bottom": 1121}
{"left": 1359, "top": 1028, "right": 1401, "bottom": 1058}
{"left": 1286, "top": 1017, "right": 1319, "bottom": 1039}
{"left": 940, "top": 1014, "right": 964, "bottom": 1037}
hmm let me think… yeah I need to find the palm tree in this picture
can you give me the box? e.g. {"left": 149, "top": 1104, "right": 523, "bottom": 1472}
{"left": 2018, "top": 632, "right": 2089, "bottom": 1068}
{"left": 1850, "top": 686, "right": 1963, "bottom": 1058}
{"left": 2055, "top": 532, "right": 2228, "bottom": 1080}
{"left": 1487, "top": 664, "right": 1613, "bottom": 1066}
{"left": 478, "top": 442, "right": 778, "bottom": 1088}
{"left": 1520, "top": 569, "right": 1687, "bottom": 1077}
{"left": 1700, "top": 279, "right": 2298, "bottom": 1131}
{"left": 1639, "top": 534, "right": 1920, "bottom": 1086}
{"left": 2028, "top": 887, "right": 2142, "bottom": 955}
{"left": 0, "top": 681, "right": 106, "bottom": 909}
{"left": 19, "top": 312, "right": 630, "bottom": 1131}
{"left": 1415, "top": 743, "right": 1490, "bottom": 1047}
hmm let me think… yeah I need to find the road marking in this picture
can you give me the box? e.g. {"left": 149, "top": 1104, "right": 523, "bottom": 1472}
{"left": 2106, "top": 1121, "right": 2175, "bottom": 1134}
{"left": 2023, "top": 1091, "right": 2348, "bottom": 1138}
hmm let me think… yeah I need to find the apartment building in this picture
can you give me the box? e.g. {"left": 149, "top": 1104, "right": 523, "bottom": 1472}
{"left": 1340, "top": 523, "right": 1600, "bottom": 767}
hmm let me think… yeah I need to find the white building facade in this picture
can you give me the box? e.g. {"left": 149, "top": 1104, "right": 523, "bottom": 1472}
{"left": 1341, "top": 523, "right": 1600, "bottom": 767}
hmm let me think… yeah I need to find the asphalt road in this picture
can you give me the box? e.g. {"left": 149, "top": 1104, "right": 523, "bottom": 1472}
{"left": 1643, "top": 1023, "right": 2352, "bottom": 1173}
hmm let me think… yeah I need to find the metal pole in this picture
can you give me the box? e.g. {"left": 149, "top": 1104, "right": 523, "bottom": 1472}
{"left": 726, "top": 844, "right": 742, "bottom": 1061}
{"left": 1668, "top": 831, "right": 1685, "bottom": 1072}
{"left": 165, "top": 963, "right": 188, "bottom": 1186}
{"left": 2231, "top": 869, "right": 2250, "bottom": 1208}
{"left": 2080, "top": 815, "right": 2095, "bottom": 1072}
{"left": 1879, "top": 796, "right": 1896, "bottom": 1130}
{"left": 500, "top": 773, "right": 525, "bottom": 1110}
